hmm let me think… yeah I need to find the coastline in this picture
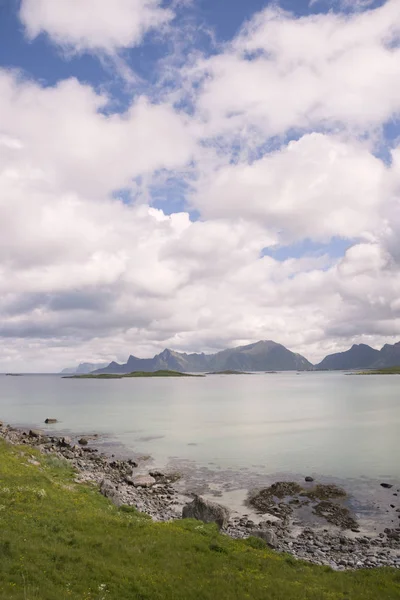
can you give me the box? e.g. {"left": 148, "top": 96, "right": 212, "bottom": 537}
{"left": 0, "top": 420, "right": 399, "bottom": 571}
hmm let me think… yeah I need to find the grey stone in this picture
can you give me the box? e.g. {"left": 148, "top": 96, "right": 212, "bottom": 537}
{"left": 29, "top": 429, "right": 43, "bottom": 438}
{"left": 305, "top": 476, "right": 314, "bottom": 482}
{"left": 59, "top": 436, "right": 72, "bottom": 447}
{"left": 254, "top": 529, "right": 278, "bottom": 548}
{"left": 132, "top": 474, "right": 156, "bottom": 488}
{"left": 100, "top": 479, "right": 124, "bottom": 507}
{"left": 45, "top": 418, "right": 58, "bottom": 424}
{"left": 182, "top": 495, "right": 230, "bottom": 529}
{"left": 78, "top": 438, "right": 89, "bottom": 446}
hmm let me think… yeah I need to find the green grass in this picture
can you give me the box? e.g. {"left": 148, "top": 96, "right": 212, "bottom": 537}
{"left": 355, "top": 366, "right": 400, "bottom": 375}
{"left": 64, "top": 370, "right": 204, "bottom": 379}
{"left": 0, "top": 440, "right": 399, "bottom": 600}
{"left": 124, "top": 370, "right": 203, "bottom": 378}
{"left": 206, "top": 370, "right": 250, "bottom": 375}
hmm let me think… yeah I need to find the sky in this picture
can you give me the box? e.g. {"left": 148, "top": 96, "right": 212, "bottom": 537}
{"left": 0, "top": 0, "right": 400, "bottom": 372}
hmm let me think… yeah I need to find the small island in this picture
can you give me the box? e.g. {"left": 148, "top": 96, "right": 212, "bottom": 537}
{"left": 64, "top": 369, "right": 204, "bottom": 379}
{"left": 355, "top": 366, "right": 400, "bottom": 375}
{"left": 206, "top": 370, "right": 250, "bottom": 375}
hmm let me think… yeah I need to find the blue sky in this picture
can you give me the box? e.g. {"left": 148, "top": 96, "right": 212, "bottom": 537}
{"left": 0, "top": 0, "right": 399, "bottom": 370}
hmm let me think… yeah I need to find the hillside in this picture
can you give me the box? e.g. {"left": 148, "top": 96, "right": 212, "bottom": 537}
{"left": 92, "top": 341, "right": 313, "bottom": 374}
{"left": 315, "top": 344, "right": 380, "bottom": 371}
{"left": 315, "top": 341, "right": 400, "bottom": 371}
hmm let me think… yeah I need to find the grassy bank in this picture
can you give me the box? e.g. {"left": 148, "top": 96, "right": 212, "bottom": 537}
{"left": 0, "top": 440, "right": 399, "bottom": 599}
{"left": 355, "top": 367, "right": 400, "bottom": 375}
{"left": 64, "top": 370, "right": 204, "bottom": 379}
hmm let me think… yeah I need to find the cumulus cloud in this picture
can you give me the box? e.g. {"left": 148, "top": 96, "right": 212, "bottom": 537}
{"left": 19, "top": 0, "right": 173, "bottom": 53}
{"left": 189, "top": 0, "right": 400, "bottom": 141}
{"left": 191, "top": 133, "right": 388, "bottom": 243}
{"left": 0, "top": 72, "right": 194, "bottom": 200}
{"left": 1, "top": 1, "right": 400, "bottom": 371}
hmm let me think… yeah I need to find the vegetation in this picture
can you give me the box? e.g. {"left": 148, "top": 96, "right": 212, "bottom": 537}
{"left": 206, "top": 370, "right": 250, "bottom": 375}
{"left": 355, "top": 367, "right": 400, "bottom": 375}
{"left": 0, "top": 440, "right": 399, "bottom": 599}
{"left": 64, "top": 370, "right": 204, "bottom": 379}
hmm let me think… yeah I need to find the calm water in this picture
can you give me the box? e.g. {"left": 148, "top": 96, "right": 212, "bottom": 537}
{"left": 0, "top": 371, "right": 399, "bottom": 485}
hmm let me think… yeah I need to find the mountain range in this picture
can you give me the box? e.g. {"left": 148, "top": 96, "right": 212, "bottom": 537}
{"left": 90, "top": 341, "right": 313, "bottom": 374}
{"left": 61, "top": 340, "right": 400, "bottom": 375}
{"left": 61, "top": 362, "right": 109, "bottom": 375}
{"left": 314, "top": 342, "right": 400, "bottom": 371}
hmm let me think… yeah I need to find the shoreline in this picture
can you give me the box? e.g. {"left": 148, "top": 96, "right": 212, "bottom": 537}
{"left": 0, "top": 420, "right": 399, "bottom": 571}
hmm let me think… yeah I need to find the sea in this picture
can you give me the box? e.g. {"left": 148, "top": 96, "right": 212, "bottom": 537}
{"left": 1, "top": 371, "right": 399, "bottom": 527}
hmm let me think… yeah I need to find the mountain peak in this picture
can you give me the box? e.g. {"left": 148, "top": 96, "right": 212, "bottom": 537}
{"left": 158, "top": 348, "right": 174, "bottom": 358}
{"left": 88, "top": 340, "right": 312, "bottom": 374}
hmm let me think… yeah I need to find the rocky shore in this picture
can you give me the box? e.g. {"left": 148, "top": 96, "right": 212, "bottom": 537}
{"left": 0, "top": 421, "right": 399, "bottom": 571}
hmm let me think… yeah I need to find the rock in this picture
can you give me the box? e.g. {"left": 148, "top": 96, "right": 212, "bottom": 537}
{"left": 252, "top": 528, "right": 278, "bottom": 548}
{"left": 100, "top": 479, "right": 124, "bottom": 507}
{"left": 149, "top": 470, "right": 166, "bottom": 479}
{"left": 305, "top": 476, "right": 314, "bottom": 482}
{"left": 381, "top": 483, "right": 393, "bottom": 489}
{"left": 132, "top": 474, "right": 156, "bottom": 488}
{"left": 313, "top": 501, "right": 358, "bottom": 530}
{"left": 182, "top": 495, "right": 230, "bottom": 529}
{"left": 58, "top": 436, "right": 72, "bottom": 447}
{"left": 29, "top": 429, "right": 43, "bottom": 438}
{"left": 45, "top": 418, "right": 58, "bottom": 424}
{"left": 78, "top": 438, "right": 89, "bottom": 446}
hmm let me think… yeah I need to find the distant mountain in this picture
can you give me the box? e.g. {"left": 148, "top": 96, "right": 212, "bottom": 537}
{"left": 61, "top": 362, "right": 109, "bottom": 375}
{"left": 371, "top": 342, "right": 400, "bottom": 368}
{"left": 315, "top": 341, "right": 400, "bottom": 370}
{"left": 315, "top": 344, "right": 380, "bottom": 371}
{"left": 92, "top": 341, "right": 313, "bottom": 374}
{"left": 63, "top": 339, "right": 400, "bottom": 375}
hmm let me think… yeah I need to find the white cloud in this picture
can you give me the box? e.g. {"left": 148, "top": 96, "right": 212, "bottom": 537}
{"left": 189, "top": 0, "right": 400, "bottom": 141}
{"left": 191, "top": 133, "right": 387, "bottom": 243}
{"left": 1, "top": 3, "right": 400, "bottom": 370}
{"left": 0, "top": 72, "right": 194, "bottom": 200}
{"left": 19, "top": 0, "right": 173, "bottom": 53}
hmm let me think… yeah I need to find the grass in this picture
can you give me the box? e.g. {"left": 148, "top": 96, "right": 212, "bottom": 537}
{"left": 0, "top": 441, "right": 399, "bottom": 600}
{"left": 206, "top": 370, "right": 250, "bottom": 375}
{"left": 355, "top": 366, "right": 400, "bottom": 375}
{"left": 64, "top": 370, "right": 204, "bottom": 379}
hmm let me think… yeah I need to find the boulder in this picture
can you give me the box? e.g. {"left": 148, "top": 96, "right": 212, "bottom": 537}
{"left": 59, "top": 436, "right": 72, "bottom": 447}
{"left": 381, "top": 483, "right": 393, "bottom": 489}
{"left": 305, "top": 476, "right": 314, "bottom": 483}
{"left": 132, "top": 474, "right": 156, "bottom": 488}
{"left": 182, "top": 495, "right": 230, "bottom": 529}
{"left": 100, "top": 479, "right": 124, "bottom": 507}
{"left": 29, "top": 429, "right": 43, "bottom": 438}
{"left": 78, "top": 438, "right": 89, "bottom": 446}
{"left": 45, "top": 418, "right": 58, "bottom": 424}
{"left": 251, "top": 528, "right": 278, "bottom": 548}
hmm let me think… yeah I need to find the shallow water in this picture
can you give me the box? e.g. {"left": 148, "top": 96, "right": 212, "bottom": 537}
{"left": 1, "top": 371, "right": 399, "bottom": 483}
